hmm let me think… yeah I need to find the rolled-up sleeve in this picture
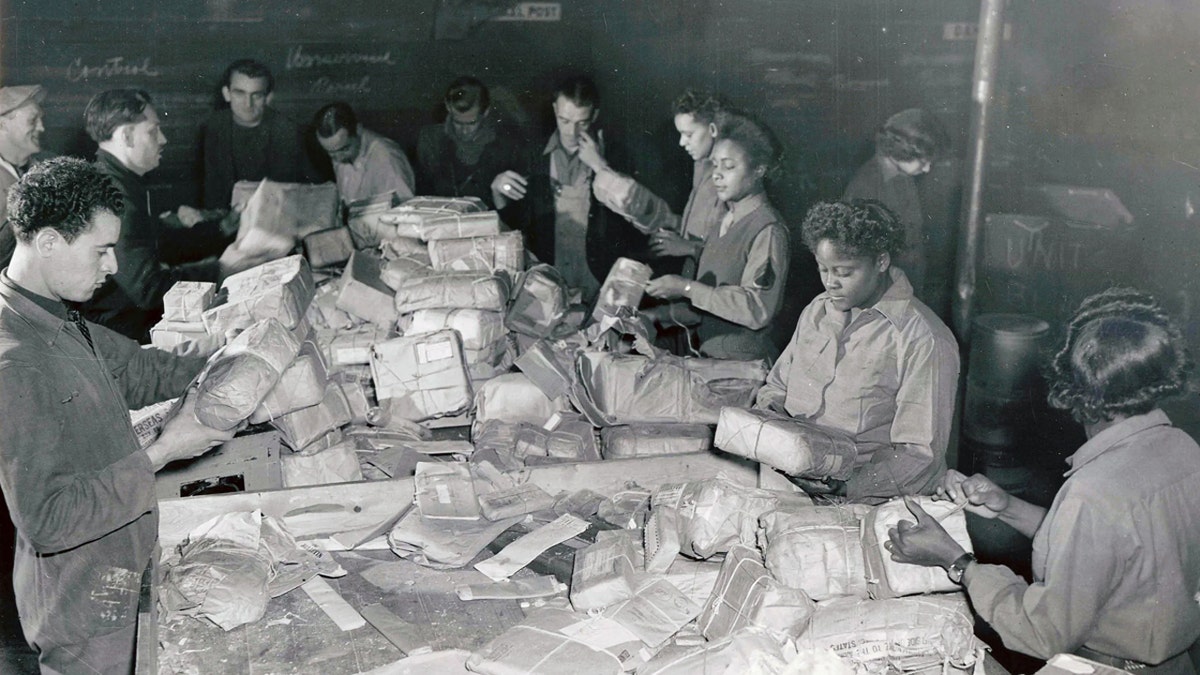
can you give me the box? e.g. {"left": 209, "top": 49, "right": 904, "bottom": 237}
{"left": 688, "top": 225, "right": 788, "bottom": 330}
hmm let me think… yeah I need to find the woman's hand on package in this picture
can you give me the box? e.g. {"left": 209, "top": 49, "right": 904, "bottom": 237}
{"left": 646, "top": 274, "right": 690, "bottom": 300}
{"left": 651, "top": 230, "right": 702, "bottom": 258}
{"left": 936, "top": 469, "right": 1010, "bottom": 519}
{"left": 884, "top": 496, "right": 967, "bottom": 569}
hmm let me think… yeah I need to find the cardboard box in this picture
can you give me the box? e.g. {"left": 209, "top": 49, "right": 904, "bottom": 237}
{"left": 370, "top": 329, "right": 473, "bottom": 421}
{"left": 163, "top": 281, "right": 216, "bottom": 322}
{"left": 155, "top": 429, "right": 283, "bottom": 499}
{"left": 302, "top": 226, "right": 355, "bottom": 268}
{"left": 336, "top": 250, "right": 400, "bottom": 327}
{"left": 203, "top": 255, "right": 316, "bottom": 335}
{"left": 428, "top": 231, "right": 524, "bottom": 275}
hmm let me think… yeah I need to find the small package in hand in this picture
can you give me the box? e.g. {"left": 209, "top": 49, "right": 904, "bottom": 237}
{"left": 163, "top": 281, "right": 216, "bottom": 322}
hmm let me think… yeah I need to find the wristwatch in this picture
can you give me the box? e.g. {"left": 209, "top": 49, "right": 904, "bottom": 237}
{"left": 947, "top": 552, "right": 976, "bottom": 584}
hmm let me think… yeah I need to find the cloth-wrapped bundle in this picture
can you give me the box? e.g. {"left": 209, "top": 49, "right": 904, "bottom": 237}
{"left": 203, "top": 255, "right": 315, "bottom": 335}
{"left": 657, "top": 476, "right": 798, "bottom": 559}
{"left": 370, "top": 330, "right": 473, "bottom": 421}
{"left": 346, "top": 191, "right": 404, "bottom": 248}
{"left": 195, "top": 318, "right": 301, "bottom": 430}
{"left": 336, "top": 250, "right": 400, "bottom": 327}
{"left": 573, "top": 352, "right": 768, "bottom": 427}
{"left": 861, "top": 497, "right": 973, "bottom": 599}
{"left": 592, "top": 257, "right": 652, "bottom": 321}
{"left": 759, "top": 510, "right": 867, "bottom": 601}
{"left": 601, "top": 424, "right": 713, "bottom": 459}
{"left": 795, "top": 594, "right": 978, "bottom": 674}
{"left": 271, "top": 383, "right": 352, "bottom": 451}
{"left": 280, "top": 437, "right": 362, "bottom": 487}
{"left": 428, "top": 231, "right": 524, "bottom": 275}
{"left": 714, "top": 407, "right": 858, "bottom": 480}
{"left": 163, "top": 281, "right": 216, "bottom": 322}
{"left": 466, "top": 607, "right": 645, "bottom": 675}
{"left": 696, "top": 544, "right": 816, "bottom": 642}
{"left": 249, "top": 339, "right": 328, "bottom": 424}
{"left": 505, "top": 264, "right": 570, "bottom": 339}
{"left": 401, "top": 308, "right": 505, "bottom": 352}
{"left": 302, "top": 226, "right": 355, "bottom": 268}
{"left": 230, "top": 179, "right": 339, "bottom": 240}
{"left": 393, "top": 271, "right": 509, "bottom": 314}
{"left": 570, "top": 529, "right": 642, "bottom": 611}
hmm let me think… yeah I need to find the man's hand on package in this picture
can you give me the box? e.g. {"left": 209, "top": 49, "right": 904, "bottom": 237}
{"left": 145, "top": 388, "right": 241, "bottom": 471}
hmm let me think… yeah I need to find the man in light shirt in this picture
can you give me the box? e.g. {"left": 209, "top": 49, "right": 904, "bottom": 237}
{"left": 314, "top": 101, "right": 415, "bottom": 204}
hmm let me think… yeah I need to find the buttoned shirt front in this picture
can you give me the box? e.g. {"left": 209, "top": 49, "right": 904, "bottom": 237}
{"left": 966, "top": 410, "right": 1200, "bottom": 666}
{"left": 756, "top": 268, "right": 960, "bottom": 500}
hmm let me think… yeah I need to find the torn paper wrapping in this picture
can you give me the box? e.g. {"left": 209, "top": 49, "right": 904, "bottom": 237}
{"left": 231, "top": 179, "right": 339, "bottom": 240}
{"left": 466, "top": 607, "right": 644, "bottom": 675}
{"left": 715, "top": 407, "right": 858, "bottom": 481}
{"left": 307, "top": 280, "right": 360, "bottom": 332}
{"left": 429, "top": 231, "right": 524, "bottom": 275}
{"left": 203, "top": 255, "right": 316, "bottom": 335}
{"left": 696, "top": 544, "right": 816, "bottom": 642}
{"left": 592, "top": 257, "right": 652, "bottom": 321}
{"left": 337, "top": 250, "right": 401, "bottom": 327}
{"left": 281, "top": 437, "right": 363, "bottom": 487}
{"left": 303, "top": 226, "right": 355, "bottom": 268}
{"left": 642, "top": 504, "right": 681, "bottom": 574}
{"left": 379, "top": 238, "right": 434, "bottom": 290}
{"left": 347, "top": 191, "right": 404, "bottom": 248}
{"left": 861, "top": 497, "right": 973, "bottom": 599}
{"left": 163, "top": 281, "right": 216, "bottom": 322}
{"left": 401, "top": 308, "right": 505, "bottom": 352}
{"left": 665, "top": 476, "right": 801, "bottom": 559}
{"left": 572, "top": 352, "right": 769, "bottom": 427}
{"left": 795, "top": 594, "right": 977, "bottom": 674}
{"left": 271, "top": 383, "right": 352, "bottom": 451}
{"left": 195, "top": 318, "right": 301, "bottom": 429}
{"left": 388, "top": 508, "right": 521, "bottom": 569}
{"left": 370, "top": 330, "right": 473, "bottom": 421}
{"left": 759, "top": 513, "right": 867, "bottom": 601}
{"left": 601, "top": 424, "right": 713, "bottom": 459}
{"left": 393, "top": 271, "right": 509, "bottom": 314}
{"left": 570, "top": 529, "right": 642, "bottom": 611}
{"left": 250, "top": 339, "right": 328, "bottom": 424}
{"left": 514, "top": 337, "right": 579, "bottom": 400}
{"left": 505, "top": 264, "right": 570, "bottom": 339}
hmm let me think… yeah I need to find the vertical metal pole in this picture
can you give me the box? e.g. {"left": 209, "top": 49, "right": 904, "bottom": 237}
{"left": 952, "top": 0, "right": 1007, "bottom": 343}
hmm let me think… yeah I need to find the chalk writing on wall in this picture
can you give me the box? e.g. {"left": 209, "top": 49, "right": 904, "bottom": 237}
{"left": 310, "top": 76, "right": 372, "bottom": 96}
{"left": 66, "top": 56, "right": 160, "bottom": 82}
{"left": 285, "top": 45, "right": 397, "bottom": 70}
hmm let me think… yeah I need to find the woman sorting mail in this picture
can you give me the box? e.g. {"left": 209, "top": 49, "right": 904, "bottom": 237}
{"left": 641, "top": 114, "right": 790, "bottom": 363}
{"left": 887, "top": 288, "right": 1200, "bottom": 674}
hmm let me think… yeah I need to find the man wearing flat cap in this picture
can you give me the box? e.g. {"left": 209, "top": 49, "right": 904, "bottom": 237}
{"left": 0, "top": 84, "right": 47, "bottom": 269}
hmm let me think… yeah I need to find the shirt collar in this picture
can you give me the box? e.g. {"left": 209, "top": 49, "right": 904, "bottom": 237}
{"left": 816, "top": 267, "right": 914, "bottom": 327}
{"left": 725, "top": 191, "right": 767, "bottom": 222}
{"left": 0, "top": 154, "right": 20, "bottom": 181}
{"left": 1064, "top": 409, "right": 1172, "bottom": 477}
{"left": 0, "top": 270, "right": 72, "bottom": 333}
{"left": 543, "top": 130, "right": 565, "bottom": 156}
{"left": 95, "top": 148, "right": 140, "bottom": 184}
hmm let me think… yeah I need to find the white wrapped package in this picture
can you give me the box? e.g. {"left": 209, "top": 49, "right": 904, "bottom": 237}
{"left": 601, "top": 424, "right": 713, "bottom": 459}
{"left": 428, "top": 231, "right": 524, "bottom": 275}
{"left": 195, "top": 318, "right": 301, "bottom": 430}
{"left": 370, "top": 330, "right": 472, "bottom": 421}
{"left": 336, "top": 250, "right": 400, "bottom": 327}
{"left": 271, "top": 384, "right": 352, "bottom": 451}
{"left": 714, "top": 407, "right": 858, "bottom": 480}
{"left": 570, "top": 530, "right": 641, "bottom": 611}
{"left": 393, "top": 271, "right": 508, "bottom": 313}
{"left": 249, "top": 339, "right": 328, "bottom": 424}
{"left": 861, "top": 497, "right": 973, "bottom": 599}
{"left": 281, "top": 438, "right": 363, "bottom": 487}
{"left": 473, "top": 372, "right": 566, "bottom": 429}
{"left": 400, "top": 308, "right": 505, "bottom": 352}
{"left": 306, "top": 281, "right": 359, "bottom": 332}
{"left": 203, "top": 255, "right": 315, "bottom": 335}
{"left": 656, "top": 557, "right": 723, "bottom": 609}
{"left": 380, "top": 238, "right": 434, "bottom": 291}
{"left": 640, "top": 628, "right": 797, "bottom": 675}
{"left": 385, "top": 209, "right": 500, "bottom": 241}
{"left": 323, "top": 325, "right": 392, "bottom": 368}
{"left": 330, "top": 369, "right": 374, "bottom": 424}
{"left": 602, "top": 578, "right": 701, "bottom": 648}
{"left": 759, "top": 515, "right": 867, "bottom": 601}
{"left": 796, "top": 594, "right": 977, "bottom": 674}
{"left": 696, "top": 544, "right": 816, "bottom": 642}
{"left": 663, "top": 476, "right": 800, "bottom": 559}
{"left": 163, "top": 281, "right": 216, "bottom": 322}
{"left": 466, "top": 607, "right": 644, "bottom": 675}
{"left": 592, "top": 257, "right": 652, "bottom": 321}
{"left": 150, "top": 320, "right": 213, "bottom": 354}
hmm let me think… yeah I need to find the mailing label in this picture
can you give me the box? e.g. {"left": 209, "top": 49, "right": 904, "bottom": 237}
{"left": 416, "top": 339, "right": 454, "bottom": 364}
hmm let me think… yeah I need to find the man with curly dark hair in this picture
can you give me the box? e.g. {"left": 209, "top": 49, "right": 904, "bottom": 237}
{"left": 888, "top": 288, "right": 1200, "bottom": 673}
{"left": 0, "top": 157, "right": 237, "bottom": 674}
{"left": 755, "top": 199, "right": 959, "bottom": 502}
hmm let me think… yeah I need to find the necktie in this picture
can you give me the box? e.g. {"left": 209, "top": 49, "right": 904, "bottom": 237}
{"left": 66, "top": 308, "right": 95, "bottom": 355}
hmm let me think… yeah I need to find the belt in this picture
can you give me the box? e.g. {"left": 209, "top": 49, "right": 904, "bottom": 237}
{"left": 1075, "top": 645, "right": 1149, "bottom": 671}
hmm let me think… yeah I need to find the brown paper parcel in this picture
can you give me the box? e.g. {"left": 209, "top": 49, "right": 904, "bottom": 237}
{"left": 714, "top": 406, "right": 858, "bottom": 481}
{"left": 393, "top": 271, "right": 509, "bottom": 314}
{"left": 504, "top": 264, "right": 570, "bottom": 339}
{"left": 195, "top": 318, "right": 301, "bottom": 430}
{"left": 249, "top": 339, "right": 328, "bottom": 424}
{"left": 163, "top": 281, "right": 216, "bottom": 322}
{"left": 337, "top": 250, "right": 401, "bottom": 327}
{"left": 428, "top": 230, "right": 524, "bottom": 275}
{"left": 271, "top": 382, "right": 353, "bottom": 451}
{"left": 230, "top": 179, "right": 339, "bottom": 239}
{"left": 696, "top": 544, "right": 816, "bottom": 642}
{"left": 370, "top": 329, "right": 473, "bottom": 421}
{"left": 601, "top": 424, "right": 713, "bottom": 459}
{"left": 203, "top": 255, "right": 315, "bottom": 335}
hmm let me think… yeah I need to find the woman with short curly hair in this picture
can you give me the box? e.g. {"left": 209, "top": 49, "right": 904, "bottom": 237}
{"left": 888, "top": 288, "right": 1200, "bottom": 673}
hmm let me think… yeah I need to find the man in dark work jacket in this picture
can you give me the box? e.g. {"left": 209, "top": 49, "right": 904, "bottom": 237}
{"left": 201, "top": 59, "right": 317, "bottom": 209}
{"left": 0, "top": 156, "right": 236, "bottom": 675}
{"left": 84, "top": 88, "right": 250, "bottom": 342}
